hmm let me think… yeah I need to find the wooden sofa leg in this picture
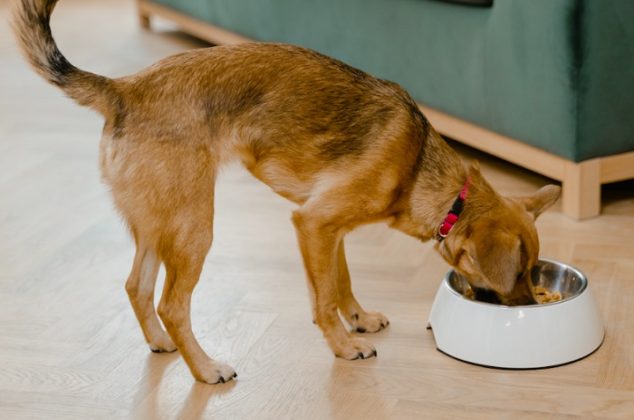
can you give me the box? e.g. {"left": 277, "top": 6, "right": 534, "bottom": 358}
{"left": 562, "top": 159, "right": 601, "bottom": 220}
{"left": 137, "top": 1, "right": 151, "bottom": 29}
{"left": 139, "top": 14, "right": 151, "bottom": 30}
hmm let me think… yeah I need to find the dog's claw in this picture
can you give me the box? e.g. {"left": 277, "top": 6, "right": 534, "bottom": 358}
{"left": 348, "top": 311, "right": 389, "bottom": 333}
{"left": 353, "top": 349, "right": 377, "bottom": 360}
{"left": 148, "top": 337, "right": 178, "bottom": 353}
{"left": 149, "top": 345, "right": 177, "bottom": 354}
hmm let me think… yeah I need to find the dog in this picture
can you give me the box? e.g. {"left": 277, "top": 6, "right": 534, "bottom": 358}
{"left": 14, "top": 0, "right": 561, "bottom": 384}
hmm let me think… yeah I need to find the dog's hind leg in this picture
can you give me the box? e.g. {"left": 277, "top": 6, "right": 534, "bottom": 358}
{"left": 125, "top": 240, "right": 176, "bottom": 353}
{"left": 335, "top": 241, "right": 389, "bottom": 334}
{"left": 156, "top": 201, "right": 236, "bottom": 384}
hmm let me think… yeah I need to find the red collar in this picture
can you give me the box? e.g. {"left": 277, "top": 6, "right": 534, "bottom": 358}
{"left": 437, "top": 176, "right": 471, "bottom": 241}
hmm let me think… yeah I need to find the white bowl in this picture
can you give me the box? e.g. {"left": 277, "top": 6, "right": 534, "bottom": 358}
{"left": 427, "top": 259, "right": 604, "bottom": 369}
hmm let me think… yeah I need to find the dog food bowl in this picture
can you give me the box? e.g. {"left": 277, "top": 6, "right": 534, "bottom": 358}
{"left": 427, "top": 259, "right": 604, "bottom": 369}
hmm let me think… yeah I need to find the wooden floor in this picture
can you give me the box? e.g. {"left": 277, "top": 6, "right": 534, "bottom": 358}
{"left": 1, "top": 1, "right": 633, "bottom": 419}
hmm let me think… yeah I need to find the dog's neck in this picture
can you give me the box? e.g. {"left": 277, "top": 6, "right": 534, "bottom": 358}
{"left": 389, "top": 130, "right": 475, "bottom": 241}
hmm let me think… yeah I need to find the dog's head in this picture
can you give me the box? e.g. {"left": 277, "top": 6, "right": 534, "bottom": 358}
{"left": 436, "top": 167, "right": 561, "bottom": 305}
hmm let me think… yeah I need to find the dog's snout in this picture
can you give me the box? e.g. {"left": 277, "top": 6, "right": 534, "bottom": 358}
{"left": 498, "top": 271, "right": 536, "bottom": 305}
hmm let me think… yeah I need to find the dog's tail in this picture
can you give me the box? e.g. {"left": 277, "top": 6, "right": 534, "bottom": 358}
{"left": 12, "top": 0, "right": 117, "bottom": 115}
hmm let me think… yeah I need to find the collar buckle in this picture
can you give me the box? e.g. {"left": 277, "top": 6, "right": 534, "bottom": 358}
{"left": 436, "top": 176, "right": 471, "bottom": 241}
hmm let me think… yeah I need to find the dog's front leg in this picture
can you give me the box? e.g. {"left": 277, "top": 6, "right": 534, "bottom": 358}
{"left": 336, "top": 241, "right": 389, "bottom": 333}
{"left": 292, "top": 211, "right": 377, "bottom": 360}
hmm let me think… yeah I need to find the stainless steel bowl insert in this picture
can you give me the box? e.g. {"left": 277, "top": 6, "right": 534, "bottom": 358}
{"left": 446, "top": 259, "right": 587, "bottom": 306}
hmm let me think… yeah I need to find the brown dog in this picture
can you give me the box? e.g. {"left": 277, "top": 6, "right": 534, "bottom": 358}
{"left": 14, "top": 0, "right": 560, "bottom": 384}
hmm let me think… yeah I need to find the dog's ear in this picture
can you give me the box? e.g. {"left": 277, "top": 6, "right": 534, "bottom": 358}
{"left": 463, "top": 229, "right": 521, "bottom": 296}
{"left": 435, "top": 226, "right": 470, "bottom": 268}
{"left": 515, "top": 185, "right": 561, "bottom": 219}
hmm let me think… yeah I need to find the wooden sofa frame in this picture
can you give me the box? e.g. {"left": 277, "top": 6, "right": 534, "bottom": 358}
{"left": 137, "top": 0, "right": 634, "bottom": 219}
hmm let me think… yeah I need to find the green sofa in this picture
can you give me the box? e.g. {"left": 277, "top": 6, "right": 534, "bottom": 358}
{"left": 137, "top": 0, "right": 634, "bottom": 218}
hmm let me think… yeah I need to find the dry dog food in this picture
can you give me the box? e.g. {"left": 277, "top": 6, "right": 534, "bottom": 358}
{"left": 534, "top": 286, "right": 562, "bottom": 304}
{"left": 463, "top": 285, "right": 562, "bottom": 304}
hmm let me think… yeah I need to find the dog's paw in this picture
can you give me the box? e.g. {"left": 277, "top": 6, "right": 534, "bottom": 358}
{"left": 350, "top": 311, "right": 389, "bottom": 333}
{"left": 193, "top": 361, "right": 237, "bottom": 385}
{"left": 336, "top": 337, "right": 377, "bottom": 360}
{"left": 148, "top": 335, "right": 178, "bottom": 353}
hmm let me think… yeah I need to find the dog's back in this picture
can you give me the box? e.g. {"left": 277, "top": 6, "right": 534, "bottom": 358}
{"left": 101, "top": 43, "right": 426, "bottom": 206}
